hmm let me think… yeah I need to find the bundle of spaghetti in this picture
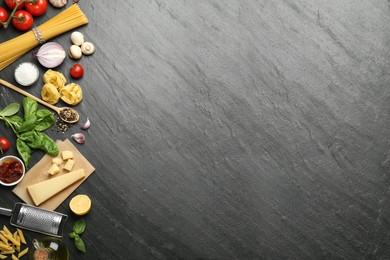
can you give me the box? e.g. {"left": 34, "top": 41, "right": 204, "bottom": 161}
{"left": 0, "top": 4, "right": 88, "bottom": 71}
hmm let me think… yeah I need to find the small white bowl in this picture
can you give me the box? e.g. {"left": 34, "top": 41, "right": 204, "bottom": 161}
{"left": 14, "top": 62, "right": 39, "bottom": 87}
{"left": 0, "top": 156, "right": 25, "bottom": 186}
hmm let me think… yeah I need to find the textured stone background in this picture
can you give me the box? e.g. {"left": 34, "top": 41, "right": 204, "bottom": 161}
{"left": 1, "top": 0, "right": 390, "bottom": 258}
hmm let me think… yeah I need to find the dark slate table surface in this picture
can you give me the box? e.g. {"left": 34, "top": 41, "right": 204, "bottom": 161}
{"left": 1, "top": 1, "right": 390, "bottom": 259}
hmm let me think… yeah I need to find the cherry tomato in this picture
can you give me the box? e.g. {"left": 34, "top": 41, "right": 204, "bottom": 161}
{"left": 0, "top": 137, "right": 10, "bottom": 154}
{"left": 25, "top": 0, "right": 48, "bottom": 17}
{"left": 70, "top": 64, "right": 84, "bottom": 78}
{"left": 12, "top": 10, "right": 33, "bottom": 31}
{"left": 5, "top": 0, "right": 25, "bottom": 10}
{"left": 0, "top": 7, "right": 8, "bottom": 25}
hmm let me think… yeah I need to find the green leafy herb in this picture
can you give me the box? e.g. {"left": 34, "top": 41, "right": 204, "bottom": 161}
{"left": 68, "top": 232, "right": 77, "bottom": 239}
{"left": 69, "top": 218, "right": 87, "bottom": 253}
{"left": 73, "top": 218, "right": 86, "bottom": 235}
{"left": 0, "top": 97, "right": 58, "bottom": 167}
{"left": 75, "top": 236, "right": 86, "bottom": 253}
{"left": 0, "top": 103, "right": 20, "bottom": 117}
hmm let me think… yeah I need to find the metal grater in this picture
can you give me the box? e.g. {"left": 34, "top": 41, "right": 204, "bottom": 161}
{"left": 0, "top": 203, "right": 68, "bottom": 237}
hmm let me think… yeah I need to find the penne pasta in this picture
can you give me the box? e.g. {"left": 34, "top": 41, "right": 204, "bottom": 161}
{"left": 1, "top": 249, "right": 15, "bottom": 254}
{"left": 1, "top": 225, "right": 28, "bottom": 258}
{"left": 16, "top": 229, "right": 26, "bottom": 245}
{"left": 18, "top": 247, "right": 28, "bottom": 258}
{"left": 4, "top": 233, "right": 20, "bottom": 247}
{"left": 0, "top": 234, "right": 7, "bottom": 244}
{"left": 2, "top": 226, "right": 11, "bottom": 237}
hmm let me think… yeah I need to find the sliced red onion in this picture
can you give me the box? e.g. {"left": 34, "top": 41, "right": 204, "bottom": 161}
{"left": 72, "top": 133, "right": 85, "bottom": 144}
{"left": 80, "top": 117, "right": 90, "bottom": 130}
{"left": 34, "top": 42, "right": 66, "bottom": 68}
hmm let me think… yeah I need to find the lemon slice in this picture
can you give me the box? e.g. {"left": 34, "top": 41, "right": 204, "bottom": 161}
{"left": 69, "top": 194, "right": 91, "bottom": 215}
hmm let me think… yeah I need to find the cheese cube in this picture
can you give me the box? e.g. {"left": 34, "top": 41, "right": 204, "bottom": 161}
{"left": 52, "top": 157, "right": 63, "bottom": 165}
{"left": 48, "top": 164, "right": 61, "bottom": 175}
{"left": 27, "top": 169, "right": 86, "bottom": 206}
{"left": 62, "top": 150, "right": 74, "bottom": 160}
{"left": 63, "top": 159, "right": 75, "bottom": 171}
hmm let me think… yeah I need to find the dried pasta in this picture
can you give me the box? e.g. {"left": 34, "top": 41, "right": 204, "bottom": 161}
{"left": 43, "top": 69, "right": 67, "bottom": 90}
{"left": 41, "top": 83, "right": 61, "bottom": 104}
{"left": 0, "top": 4, "right": 88, "bottom": 71}
{"left": 60, "top": 83, "right": 83, "bottom": 105}
{"left": 0, "top": 226, "right": 28, "bottom": 259}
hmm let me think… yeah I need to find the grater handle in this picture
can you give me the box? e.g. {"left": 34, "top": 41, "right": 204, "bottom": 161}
{"left": 0, "top": 207, "right": 12, "bottom": 217}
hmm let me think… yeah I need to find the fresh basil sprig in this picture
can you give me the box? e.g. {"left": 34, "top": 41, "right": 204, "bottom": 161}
{"left": 0, "top": 97, "right": 58, "bottom": 167}
{"left": 69, "top": 218, "right": 86, "bottom": 253}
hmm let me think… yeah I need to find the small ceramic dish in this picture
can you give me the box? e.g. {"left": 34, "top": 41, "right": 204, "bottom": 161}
{"left": 0, "top": 155, "right": 25, "bottom": 186}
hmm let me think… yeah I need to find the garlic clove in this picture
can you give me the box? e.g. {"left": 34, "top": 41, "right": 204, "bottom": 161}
{"left": 70, "top": 31, "right": 84, "bottom": 46}
{"left": 49, "top": 0, "right": 67, "bottom": 8}
{"left": 81, "top": 42, "right": 95, "bottom": 55}
{"left": 69, "top": 45, "right": 82, "bottom": 60}
{"left": 80, "top": 117, "right": 90, "bottom": 130}
{"left": 71, "top": 133, "right": 85, "bottom": 144}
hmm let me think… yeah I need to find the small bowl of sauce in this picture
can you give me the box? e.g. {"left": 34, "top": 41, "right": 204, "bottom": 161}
{"left": 0, "top": 156, "right": 25, "bottom": 186}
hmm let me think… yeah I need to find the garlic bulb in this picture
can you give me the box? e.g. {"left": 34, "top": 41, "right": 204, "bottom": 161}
{"left": 49, "top": 0, "right": 67, "bottom": 8}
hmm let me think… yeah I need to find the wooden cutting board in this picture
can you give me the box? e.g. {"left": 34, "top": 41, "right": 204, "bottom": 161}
{"left": 13, "top": 139, "right": 95, "bottom": 211}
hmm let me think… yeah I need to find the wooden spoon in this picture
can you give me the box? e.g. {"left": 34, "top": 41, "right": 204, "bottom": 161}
{"left": 0, "top": 78, "right": 80, "bottom": 124}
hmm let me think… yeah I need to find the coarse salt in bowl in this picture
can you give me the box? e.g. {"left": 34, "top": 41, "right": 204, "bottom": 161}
{"left": 14, "top": 62, "right": 39, "bottom": 87}
{"left": 0, "top": 155, "right": 26, "bottom": 186}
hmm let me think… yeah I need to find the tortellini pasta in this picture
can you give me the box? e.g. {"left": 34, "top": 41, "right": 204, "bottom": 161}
{"left": 40, "top": 70, "right": 83, "bottom": 106}
{"left": 41, "top": 83, "right": 60, "bottom": 104}
{"left": 60, "top": 83, "right": 83, "bottom": 105}
{"left": 43, "top": 69, "right": 66, "bottom": 90}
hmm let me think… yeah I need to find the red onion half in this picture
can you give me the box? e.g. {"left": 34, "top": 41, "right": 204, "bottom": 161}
{"left": 34, "top": 42, "right": 66, "bottom": 68}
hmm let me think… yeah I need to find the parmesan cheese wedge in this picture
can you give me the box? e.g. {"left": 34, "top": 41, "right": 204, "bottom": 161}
{"left": 27, "top": 169, "right": 85, "bottom": 206}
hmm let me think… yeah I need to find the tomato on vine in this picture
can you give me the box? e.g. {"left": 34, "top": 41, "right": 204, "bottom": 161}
{"left": 0, "top": 137, "right": 10, "bottom": 154}
{"left": 25, "top": 0, "right": 48, "bottom": 17}
{"left": 0, "top": 8, "right": 8, "bottom": 25}
{"left": 12, "top": 10, "right": 33, "bottom": 31}
{"left": 5, "top": 0, "right": 25, "bottom": 10}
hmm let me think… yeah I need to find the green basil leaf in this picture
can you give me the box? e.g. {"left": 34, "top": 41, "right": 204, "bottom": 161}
{"left": 34, "top": 110, "right": 55, "bottom": 132}
{"left": 73, "top": 218, "right": 86, "bottom": 235}
{"left": 19, "top": 131, "right": 58, "bottom": 156}
{"left": 0, "top": 103, "right": 20, "bottom": 117}
{"left": 39, "top": 132, "right": 59, "bottom": 156}
{"left": 18, "top": 114, "right": 38, "bottom": 133}
{"left": 16, "top": 139, "right": 31, "bottom": 167}
{"left": 23, "top": 97, "right": 38, "bottom": 119}
{"left": 5, "top": 115, "right": 23, "bottom": 132}
{"left": 74, "top": 236, "right": 86, "bottom": 253}
{"left": 68, "top": 232, "right": 77, "bottom": 239}
{"left": 36, "top": 109, "right": 53, "bottom": 119}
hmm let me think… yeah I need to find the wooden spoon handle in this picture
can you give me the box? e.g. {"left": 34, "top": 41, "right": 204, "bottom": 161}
{"left": 0, "top": 78, "right": 60, "bottom": 113}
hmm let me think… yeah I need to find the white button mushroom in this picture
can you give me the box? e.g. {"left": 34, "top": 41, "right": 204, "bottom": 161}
{"left": 81, "top": 42, "right": 95, "bottom": 55}
{"left": 69, "top": 45, "right": 82, "bottom": 60}
{"left": 70, "top": 31, "right": 84, "bottom": 46}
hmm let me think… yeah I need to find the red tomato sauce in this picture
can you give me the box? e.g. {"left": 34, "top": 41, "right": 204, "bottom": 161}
{"left": 0, "top": 159, "right": 23, "bottom": 183}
